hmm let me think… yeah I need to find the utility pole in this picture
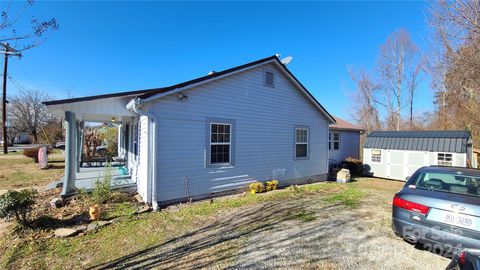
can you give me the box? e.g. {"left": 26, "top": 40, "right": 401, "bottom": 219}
{"left": 1, "top": 43, "right": 21, "bottom": 154}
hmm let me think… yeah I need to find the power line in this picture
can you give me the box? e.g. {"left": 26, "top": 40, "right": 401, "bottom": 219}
{"left": 8, "top": 76, "right": 28, "bottom": 93}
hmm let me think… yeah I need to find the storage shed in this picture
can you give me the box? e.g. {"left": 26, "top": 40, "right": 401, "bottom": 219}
{"left": 363, "top": 130, "right": 475, "bottom": 181}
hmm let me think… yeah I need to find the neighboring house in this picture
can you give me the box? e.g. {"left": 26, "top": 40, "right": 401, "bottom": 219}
{"left": 363, "top": 130, "right": 475, "bottom": 181}
{"left": 328, "top": 116, "right": 363, "bottom": 167}
{"left": 0, "top": 131, "right": 30, "bottom": 145}
{"left": 13, "top": 132, "right": 32, "bottom": 144}
{"left": 44, "top": 55, "right": 336, "bottom": 209}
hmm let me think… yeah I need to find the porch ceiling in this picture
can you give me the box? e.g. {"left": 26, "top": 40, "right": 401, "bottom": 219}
{"left": 46, "top": 96, "right": 136, "bottom": 121}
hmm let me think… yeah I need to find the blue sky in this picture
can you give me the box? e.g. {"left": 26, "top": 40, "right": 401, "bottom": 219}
{"left": 5, "top": 1, "right": 432, "bottom": 120}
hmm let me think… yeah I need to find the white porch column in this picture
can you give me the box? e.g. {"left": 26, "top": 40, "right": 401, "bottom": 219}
{"left": 61, "top": 111, "right": 77, "bottom": 196}
{"left": 117, "top": 124, "right": 123, "bottom": 158}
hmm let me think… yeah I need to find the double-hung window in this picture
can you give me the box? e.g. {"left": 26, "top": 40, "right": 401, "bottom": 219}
{"left": 438, "top": 153, "right": 453, "bottom": 166}
{"left": 210, "top": 123, "right": 231, "bottom": 165}
{"left": 329, "top": 132, "right": 340, "bottom": 150}
{"left": 295, "top": 127, "right": 309, "bottom": 159}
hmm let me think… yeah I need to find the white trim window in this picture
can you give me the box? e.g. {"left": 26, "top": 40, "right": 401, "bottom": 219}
{"left": 295, "top": 128, "right": 308, "bottom": 159}
{"left": 371, "top": 149, "right": 381, "bottom": 163}
{"left": 329, "top": 131, "right": 340, "bottom": 150}
{"left": 210, "top": 123, "right": 231, "bottom": 164}
{"left": 264, "top": 70, "right": 275, "bottom": 87}
{"left": 438, "top": 153, "right": 453, "bottom": 166}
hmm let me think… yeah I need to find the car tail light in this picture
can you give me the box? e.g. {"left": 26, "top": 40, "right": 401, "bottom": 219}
{"left": 458, "top": 251, "right": 466, "bottom": 265}
{"left": 393, "top": 195, "right": 430, "bottom": 215}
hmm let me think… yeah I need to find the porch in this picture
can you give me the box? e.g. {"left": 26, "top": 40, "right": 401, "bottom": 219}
{"left": 45, "top": 94, "right": 139, "bottom": 195}
{"left": 75, "top": 167, "right": 135, "bottom": 190}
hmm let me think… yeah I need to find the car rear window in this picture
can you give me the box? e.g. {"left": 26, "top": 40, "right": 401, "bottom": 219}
{"left": 411, "top": 171, "right": 480, "bottom": 197}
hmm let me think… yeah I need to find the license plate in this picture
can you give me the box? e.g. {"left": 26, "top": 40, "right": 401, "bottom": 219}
{"left": 444, "top": 213, "right": 473, "bottom": 228}
{"left": 427, "top": 208, "right": 479, "bottom": 231}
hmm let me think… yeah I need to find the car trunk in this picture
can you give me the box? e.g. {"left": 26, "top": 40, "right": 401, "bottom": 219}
{"left": 401, "top": 188, "right": 480, "bottom": 238}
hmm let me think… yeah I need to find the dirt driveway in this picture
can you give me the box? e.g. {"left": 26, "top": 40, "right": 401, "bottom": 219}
{"left": 91, "top": 178, "right": 449, "bottom": 270}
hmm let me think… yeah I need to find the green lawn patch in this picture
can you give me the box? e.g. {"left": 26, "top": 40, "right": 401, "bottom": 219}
{"left": 0, "top": 154, "right": 64, "bottom": 189}
{"left": 0, "top": 181, "right": 367, "bottom": 269}
{"left": 325, "top": 185, "right": 364, "bottom": 208}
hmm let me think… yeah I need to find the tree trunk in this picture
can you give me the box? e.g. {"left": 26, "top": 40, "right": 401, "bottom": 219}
{"left": 396, "top": 83, "right": 401, "bottom": 131}
{"left": 32, "top": 132, "right": 38, "bottom": 144}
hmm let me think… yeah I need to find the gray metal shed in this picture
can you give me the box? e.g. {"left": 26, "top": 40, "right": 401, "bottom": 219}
{"left": 363, "top": 130, "right": 474, "bottom": 181}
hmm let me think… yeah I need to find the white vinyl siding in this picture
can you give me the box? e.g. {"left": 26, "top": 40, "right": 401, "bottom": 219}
{"left": 136, "top": 116, "right": 150, "bottom": 201}
{"left": 148, "top": 62, "right": 329, "bottom": 202}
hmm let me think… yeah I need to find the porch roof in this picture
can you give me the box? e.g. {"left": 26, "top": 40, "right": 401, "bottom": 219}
{"left": 44, "top": 95, "right": 137, "bottom": 122}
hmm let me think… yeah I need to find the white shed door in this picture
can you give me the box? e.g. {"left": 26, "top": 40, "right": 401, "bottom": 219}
{"left": 387, "top": 150, "right": 406, "bottom": 180}
{"left": 385, "top": 150, "right": 431, "bottom": 181}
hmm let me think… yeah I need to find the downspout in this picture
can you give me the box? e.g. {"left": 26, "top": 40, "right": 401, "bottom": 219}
{"left": 128, "top": 98, "right": 159, "bottom": 210}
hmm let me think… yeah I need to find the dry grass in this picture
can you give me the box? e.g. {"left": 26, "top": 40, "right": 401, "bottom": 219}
{"left": 0, "top": 178, "right": 449, "bottom": 270}
{"left": 0, "top": 153, "right": 64, "bottom": 189}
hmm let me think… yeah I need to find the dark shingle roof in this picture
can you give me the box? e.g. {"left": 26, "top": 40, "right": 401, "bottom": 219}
{"left": 364, "top": 130, "right": 471, "bottom": 153}
{"left": 330, "top": 116, "right": 363, "bottom": 131}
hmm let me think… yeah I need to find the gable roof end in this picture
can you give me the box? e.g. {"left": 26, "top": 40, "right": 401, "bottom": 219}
{"left": 42, "top": 55, "right": 336, "bottom": 124}
{"left": 135, "top": 55, "right": 336, "bottom": 124}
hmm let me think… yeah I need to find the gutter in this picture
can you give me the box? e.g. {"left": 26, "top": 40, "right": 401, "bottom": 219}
{"left": 127, "top": 98, "right": 159, "bottom": 210}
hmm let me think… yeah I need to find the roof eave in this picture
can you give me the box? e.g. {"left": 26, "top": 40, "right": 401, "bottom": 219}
{"left": 330, "top": 127, "right": 364, "bottom": 132}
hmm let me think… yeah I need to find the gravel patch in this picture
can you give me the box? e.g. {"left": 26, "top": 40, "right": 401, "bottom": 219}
{"left": 231, "top": 202, "right": 448, "bottom": 269}
{"left": 92, "top": 181, "right": 449, "bottom": 270}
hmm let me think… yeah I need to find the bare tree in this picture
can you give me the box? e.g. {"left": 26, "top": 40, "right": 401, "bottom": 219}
{"left": 0, "top": 0, "right": 59, "bottom": 51}
{"left": 8, "top": 89, "right": 53, "bottom": 143}
{"left": 347, "top": 65, "right": 382, "bottom": 133}
{"left": 426, "top": 0, "right": 480, "bottom": 142}
{"left": 377, "top": 29, "right": 422, "bottom": 131}
{"left": 407, "top": 57, "right": 424, "bottom": 129}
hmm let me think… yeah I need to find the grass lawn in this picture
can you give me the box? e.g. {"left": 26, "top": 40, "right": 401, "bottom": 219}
{"left": 0, "top": 152, "right": 64, "bottom": 190}
{"left": 0, "top": 178, "right": 449, "bottom": 270}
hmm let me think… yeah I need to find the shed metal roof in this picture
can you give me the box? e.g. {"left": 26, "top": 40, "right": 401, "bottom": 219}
{"left": 364, "top": 130, "right": 471, "bottom": 153}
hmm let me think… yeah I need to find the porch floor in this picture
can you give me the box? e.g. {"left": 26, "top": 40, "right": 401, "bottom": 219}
{"left": 75, "top": 167, "right": 135, "bottom": 190}
{"left": 46, "top": 167, "right": 135, "bottom": 191}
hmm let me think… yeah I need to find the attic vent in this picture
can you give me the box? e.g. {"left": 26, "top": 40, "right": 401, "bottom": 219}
{"left": 208, "top": 71, "right": 216, "bottom": 75}
{"left": 264, "top": 71, "right": 274, "bottom": 87}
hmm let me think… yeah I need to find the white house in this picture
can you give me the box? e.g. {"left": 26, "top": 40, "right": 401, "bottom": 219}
{"left": 363, "top": 130, "right": 475, "bottom": 181}
{"left": 44, "top": 55, "right": 336, "bottom": 209}
{"left": 328, "top": 116, "right": 363, "bottom": 167}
